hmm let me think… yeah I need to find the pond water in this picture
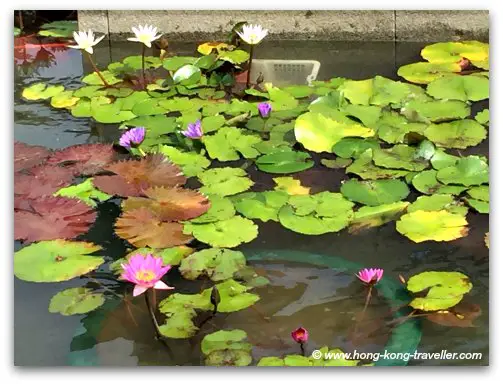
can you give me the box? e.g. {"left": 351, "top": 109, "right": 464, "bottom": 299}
{"left": 14, "top": 38, "right": 489, "bottom": 366}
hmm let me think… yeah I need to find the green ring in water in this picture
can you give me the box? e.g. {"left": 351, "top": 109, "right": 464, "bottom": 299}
{"left": 68, "top": 249, "right": 422, "bottom": 366}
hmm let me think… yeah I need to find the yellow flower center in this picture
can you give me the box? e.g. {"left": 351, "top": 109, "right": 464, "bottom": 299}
{"left": 139, "top": 33, "right": 152, "bottom": 44}
{"left": 136, "top": 269, "right": 156, "bottom": 282}
{"left": 249, "top": 33, "right": 258, "bottom": 43}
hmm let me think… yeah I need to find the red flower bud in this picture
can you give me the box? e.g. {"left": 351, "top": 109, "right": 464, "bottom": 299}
{"left": 291, "top": 327, "right": 309, "bottom": 344}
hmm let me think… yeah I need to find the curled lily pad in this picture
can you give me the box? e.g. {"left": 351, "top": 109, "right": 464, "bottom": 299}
{"left": 172, "top": 64, "right": 201, "bottom": 86}
{"left": 294, "top": 112, "right": 375, "bottom": 153}
{"left": 188, "top": 195, "right": 236, "bottom": 224}
{"left": 231, "top": 191, "right": 289, "bottom": 222}
{"left": 341, "top": 179, "right": 410, "bottom": 206}
{"left": 430, "top": 149, "right": 459, "bottom": 170}
{"left": 412, "top": 170, "right": 467, "bottom": 195}
{"left": 22, "top": 83, "right": 64, "bottom": 100}
{"left": 203, "top": 127, "right": 261, "bottom": 161}
{"left": 349, "top": 202, "right": 409, "bottom": 233}
{"left": 202, "top": 329, "right": 252, "bottom": 367}
{"left": 407, "top": 271, "right": 473, "bottom": 311}
{"left": 401, "top": 100, "right": 470, "bottom": 123}
{"left": 408, "top": 194, "right": 468, "bottom": 216}
{"left": 424, "top": 120, "right": 487, "bottom": 149}
{"left": 179, "top": 248, "right": 246, "bottom": 281}
{"left": 14, "top": 240, "right": 103, "bottom": 282}
{"left": 198, "top": 167, "right": 254, "bottom": 197}
{"left": 376, "top": 111, "right": 428, "bottom": 144}
{"left": 396, "top": 210, "right": 469, "bottom": 243}
{"left": 426, "top": 74, "right": 489, "bottom": 102}
{"left": 255, "top": 149, "right": 314, "bottom": 174}
{"left": 54, "top": 178, "right": 111, "bottom": 207}
{"left": 273, "top": 176, "right": 310, "bottom": 195}
{"left": 332, "top": 137, "right": 380, "bottom": 159}
{"left": 397, "top": 62, "right": 461, "bottom": 84}
{"left": 156, "top": 145, "right": 210, "bottom": 177}
{"left": 49, "top": 287, "right": 105, "bottom": 316}
{"left": 183, "top": 216, "right": 258, "bottom": 248}
{"left": 372, "top": 145, "right": 429, "bottom": 171}
{"left": 436, "top": 156, "right": 489, "bottom": 186}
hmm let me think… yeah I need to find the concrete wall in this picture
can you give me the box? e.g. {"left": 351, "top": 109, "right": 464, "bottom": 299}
{"left": 78, "top": 10, "right": 489, "bottom": 42}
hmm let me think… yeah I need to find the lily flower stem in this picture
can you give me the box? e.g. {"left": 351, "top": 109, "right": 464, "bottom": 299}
{"left": 354, "top": 285, "right": 373, "bottom": 334}
{"left": 85, "top": 51, "right": 111, "bottom": 88}
{"left": 300, "top": 342, "right": 306, "bottom": 357}
{"left": 138, "top": 147, "right": 146, "bottom": 157}
{"left": 144, "top": 289, "right": 162, "bottom": 339}
{"left": 246, "top": 44, "right": 254, "bottom": 88}
{"left": 141, "top": 44, "right": 146, "bottom": 90}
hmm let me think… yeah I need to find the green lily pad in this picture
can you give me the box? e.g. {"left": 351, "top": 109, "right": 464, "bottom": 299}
{"left": 213, "top": 279, "right": 260, "bottom": 313}
{"left": 179, "top": 248, "right": 246, "bottom": 282}
{"left": 372, "top": 145, "right": 429, "bottom": 171}
{"left": 430, "top": 149, "right": 460, "bottom": 170}
{"left": 122, "top": 115, "right": 178, "bottom": 137}
{"left": 321, "top": 158, "right": 353, "bottom": 169}
{"left": 466, "top": 185, "right": 489, "bottom": 202}
{"left": 332, "top": 137, "right": 380, "bottom": 159}
{"left": 73, "top": 85, "right": 107, "bottom": 99}
{"left": 203, "top": 127, "right": 262, "bottom": 161}
{"left": 408, "top": 194, "right": 468, "bottom": 216}
{"left": 436, "top": 156, "right": 489, "bottom": 186}
{"left": 184, "top": 216, "right": 258, "bottom": 248}
{"left": 412, "top": 170, "right": 467, "bottom": 195}
{"left": 426, "top": 74, "right": 489, "bottom": 101}
{"left": 22, "top": 83, "right": 64, "bottom": 100}
{"left": 282, "top": 85, "right": 314, "bottom": 99}
{"left": 424, "top": 120, "right": 487, "bottom": 149}
{"left": 82, "top": 70, "right": 121, "bottom": 86}
{"left": 396, "top": 210, "right": 469, "bottom": 243}
{"left": 231, "top": 191, "right": 289, "bottom": 222}
{"left": 49, "top": 287, "right": 105, "bottom": 316}
{"left": 401, "top": 100, "right": 470, "bottom": 123}
{"left": 407, "top": 271, "right": 473, "bottom": 311}
{"left": 201, "top": 329, "right": 252, "bottom": 356}
{"left": 397, "top": 62, "right": 461, "bottom": 84}
{"left": 110, "top": 246, "right": 194, "bottom": 273}
{"left": 198, "top": 167, "right": 254, "bottom": 197}
{"left": 273, "top": 176, "right": 310, "bottom": 195}
{"left": 339, "top": 76, "right": 410, "bottom": 106}
{"left": 157, "top": 145, "right": 210, "bottom": 177}
{"left": 475, "top": 109, "right": 489, "bottom": 125}
{"left": 258, "top": 347, "right": 362, "bottom": 366}
{"left": 14, "top": 240, "right": 104, "bottom": 283}
{"left": 415, "top": 139, "right": 436, "bottom": 160}
{"left": 341, "top": 179, "right": 410, "bottom": 206}
{"left": 294, "top": 112, "right": 375, "bottom": 153}
{"left": 173, "top": 64, "right": 201, "bottom": 86}
{"left": 267, "top": 86, "right": 299, "bottom": 111}
{"left": 201, "top": 115, "right": 226, "bottom": 133}
{"left": 340, "top": 104, "right": 382, "bottom": 127}
{"left": 345, "top": 149, "right": 410, "bottom": 180}
{"left": 255, "top": 149, "right": 314, "bottom": 174}
{"left": 38, "top": 20, "right": 78, "bottom": 37}
{"left": 205, "top": 349, "right": 252, "bottom": 367}
{"left": 218, "top": 49, "right": 250, "bottom": 64}
{"left": 50, "top": 91, "right": 80, "bottom": 108}
{"left": 109, "top": 55, "right": 162, "bottom": 74}
{"left": 376, "top": 111, "right": 428, "bottom": 144}
{"left": 54, "top": 178, "right": 111, "bottom": 207}
{"left": 421, "top": 41, "right": 488, "bottom": 66}
{"left": 349, "top": 202, "right": 409, "bottom": 232}
{"left": 189, "top": 195, "right": 236, "bottom": 224}
{"left": 464, "top": 198, "right": 489, "bottom": 213}
{"left": 162, "top": 56, "right": 197, "bottom": 71}
{"left": 91, "top": 101, "right": 136, "bottom": 123}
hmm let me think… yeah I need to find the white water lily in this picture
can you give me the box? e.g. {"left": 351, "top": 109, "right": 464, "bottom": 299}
{"left": 127, "top": 24, "right": 162, "bottom": 48}
{"left": 68, "top": 30, "right": 105, "bottom": 54}
{"left": 237, "top": 24, "right": 269, "bottom": 45}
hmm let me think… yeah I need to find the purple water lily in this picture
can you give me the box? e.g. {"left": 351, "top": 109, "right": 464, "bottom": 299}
{"left": 181, "top": 120, "right": 203, "bottom": 139}
{"left": 257, "top": 102, "right": 272, "bottom": 118}
{"left": 119, "top": 127, "right": 146, "bottom": 149}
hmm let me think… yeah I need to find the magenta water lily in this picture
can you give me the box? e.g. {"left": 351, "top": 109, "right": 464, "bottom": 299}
{"left": 119, "top": 126, "right": 146, "bottom": 149}
{"left": 121, "top": 253, "right": 174, "bottom": 297}
{"left": 291, "top": 327, "right": 309, "bottom": 344}
{"left": 356, "top": 268, "right": 384, "bottom": 284}
{"left": 258, "top": 102, "right": 272, "bottom": 118}
{"left": 181, "top": 120, "right": 203, "bottom": 139}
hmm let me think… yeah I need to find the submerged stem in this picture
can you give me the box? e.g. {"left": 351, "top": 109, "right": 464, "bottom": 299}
{"left": 141, "top": 44, "right": 146, "bottom": 90}
{"left": 85, "top": 51, "right": 111, "bottom": 87}
{"left": 246, "top": 44, "right": 254, "bottom": 88}
{"left": 144, "top": 289, "right": 162, "bottom": 338}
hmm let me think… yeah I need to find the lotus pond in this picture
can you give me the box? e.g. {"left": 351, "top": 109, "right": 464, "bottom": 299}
{"left": 14, "top": 21, "right": 489, "bottom": 367}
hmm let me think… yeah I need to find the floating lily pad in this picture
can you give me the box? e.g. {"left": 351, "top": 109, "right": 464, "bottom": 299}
{"left": 475, "top": 109, "right": 489, "bottom": 125}
{"left": 47, "top": 143, "right": 115, "bottom": 175}
{"left": 14, "top": 141, "right": 51, "bottom": 172}
{"left": 50, "top": 91, "right": 80, "bottom": 108}
{"left": 231, "top": 191, "right": 289, "bottom": 222}
{"left": 346, "top": 149, "right": 410, "bottom": 180}
{"left": 91, "top": 101, "right": 136, "bottom": 124}
{"left": 464, "top": 198, "right": 489, "bottom": 213}
{"left": 198, "top": 42, "right": 231, "bottom": 55}
{"left": 14, "top": 240, "right": 103, "bottom": 283}
{"left": 372, "top": 145, "right": 429, "bottom": 171}
{"left": 340, "top": 104, "right": 382, "bottom": 127}
{"left": 162, "top": 56, "right": 197, "bottom": 71}
{"left": 214, "top": 279, "right": 260, "bottom": 313}
{"left": 22, "top": 83, "right": 64, "bottom": 100}
{"left": 376, "top": 111, "right": 428, "bottom": 144}
{"left": 49, "top": 287, "right": 105, "bottom": 316}
{"left": 173, "top": 64, "right": 201, "bottom": 86}
{"left": 466, "top": 185, "right": 489, "bottom": 202}
{"left": 184, "top": 216, "right": 258, "bottom": 248}
{"left": 258, "top": 347, "right": 362, "bottom": 367}
{"left": 111, "top": 246, "right": 194, "bottom": 274}
{"left": 426, "top": 74, "right": 489, "bottom": 101}
{"left": 218, "top": 49, "right": 250, "bottom": 64}
{"left": 332, "top": 137, "right": 380, "bottom": 159}
{"left": 341, "top": 179, "right": 409, "bottom": 206}
{"left": 198, "top": 167, "right": 254, "bottom": 197}
{"left": 421, "top": 41, "right": 489, "bottom": 66}
{"left": 282, "top": 85, "right": 314, "bottom": 99}
{"left": 424, "top": 120, "right": 487, "bottom": 149}
{"left": 122, "top": 115, "right": 177, "bottom": 137}
{"left": 430, "top": 149, "right": 459, "bottom": 170}
{"left": 202, "top": 329, "right": 252, "bottom": 367}
{"left": 396, "top": 210, "right": 469, "bottom": 243}
{"left": 82, "top": 70, "right": 121, "bottom": 86}
{"left": 38, "top": 20, "right": 78, "bottom": 37}
{"left": 266, "top": 86, "right": 299, "bottom": 111}
{"left": 255, "top": 149, "right": 314, "bottom": 174}
{"left": 402, "top": 100, "right": 470, "bottom": 123}
{"left": 54, "top": 178, "right": 111, "bottom": 207}
{"left": 411, "top": 170, "right": 467, "bottom": 195}
{"left": 179, "top": 248, "right": 246, "bottom": 282}
{"left": 397, "top": 62, "right": 461, "bottom": 84}
{"left": 407, "top": 271, "right": 473, "bottom": 311}
{"left": 188, "top": 195, "right": 236, "bottom": 224}
{"left": 295, "top": 112, "right": 375, "bottom": 153}
{"left": 273, "top": 176, "right": 310, "bottom": 195}
{"left": 321, "top": 158, "right": 353, "bottom": 169}
{"left": 339, "top": 76, "right": 409, "bottom": 106}
{"left": 203, "top": 127, "right": 261, "bottom": 161}
{"left": 408, "top": 194, "right": 468, "bottom": 216}
{"left": 349, "top": 202, "right": 409, "bottom": 233}
{"left": 156, "top": 145, "right": 210, "bottom": 177}
{"left": 436, "top": 156, "right": 489, "bottom": 186}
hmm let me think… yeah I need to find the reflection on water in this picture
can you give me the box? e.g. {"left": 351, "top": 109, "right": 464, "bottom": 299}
{"left": 14, "top": 38, "right": 489, "bottom": 366}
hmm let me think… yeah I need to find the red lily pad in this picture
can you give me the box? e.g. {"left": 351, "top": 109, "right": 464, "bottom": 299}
{"left": 15, "top": 164, "right": 75, "bottom": 199}
{"left": 122, "top": 186, "right": 211, "bottom": 221}
{"left": 14, "top": 141, "right": 51, "bottom": 172}
{"left": 115, "top": 207, "right": 193, "bottom": 248}
{"left": 47, "top": 143, "right": 116, "bottom": 175}
{"left": 94, "top": 154, "right": 186, "bottom": 197}
{"left": 14, "top": 196, "right": 97, "bottom": 243}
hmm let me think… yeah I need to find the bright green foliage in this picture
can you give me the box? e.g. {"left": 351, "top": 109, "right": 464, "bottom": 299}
{"left": 179, "top": 248, "right": 246, "bottom": 281}
{"left": 231, "top": 191, "right": 289, "bottom": 222}
{"left": 424, "top": 120, "right": 487, "bottom": 149}
{"left": 54, "top": 178, "right": 111, "bottom": 207}
{"left": 341, "top": 179, "right": 410, "bottom": 206}
{"left": 49, "top": 287, "right": 105, "bottom": 316}
{"left": 198, "top": 167, "right": 254, "bottom": 196}
{"left": 203, "top": 127, "right": 262, "bottom": 161}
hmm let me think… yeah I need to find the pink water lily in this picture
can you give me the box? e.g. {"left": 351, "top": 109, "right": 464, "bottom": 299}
{"left": 291, "top": 327, "right": 309, "bottom": 344}
{"left": 356, "top": 268, "right": 384, "bottom": 285}
{"left": 121, "top": 253, "right": 174, "bottom": 297}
